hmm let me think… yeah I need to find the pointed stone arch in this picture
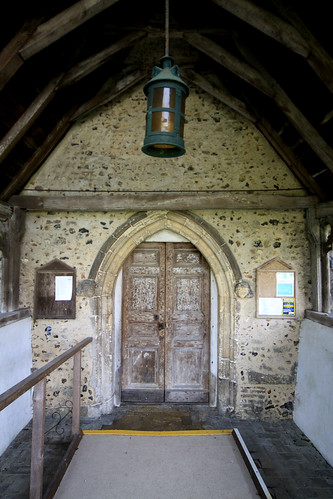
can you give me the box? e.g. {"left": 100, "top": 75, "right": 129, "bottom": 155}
{"left": 88, "top": 211, "right": 249, "bottom": 416}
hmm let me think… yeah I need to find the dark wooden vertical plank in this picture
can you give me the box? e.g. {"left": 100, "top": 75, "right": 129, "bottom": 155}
{"left": 30, "top": 378, "right": 46, "bottom": 499}
{"left": 321, "top": 224, "right": 332, "bottom": 314}
{"left": 306, "top": 209, "right": 322, "bottom": 311}
{"left": 7, "top": 207, "right": 25, "bottom": 310}
{"left": 72, "top": 351, "right": 81, "bottom": 437}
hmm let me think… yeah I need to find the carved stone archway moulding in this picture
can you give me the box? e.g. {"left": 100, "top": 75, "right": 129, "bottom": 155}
{"left": 87, "top": 211, "right": 252, "bottom": 416}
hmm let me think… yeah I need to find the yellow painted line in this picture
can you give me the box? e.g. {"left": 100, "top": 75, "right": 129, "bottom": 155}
{"left": 83, "top": 429, "right": 233, "bottom": 436}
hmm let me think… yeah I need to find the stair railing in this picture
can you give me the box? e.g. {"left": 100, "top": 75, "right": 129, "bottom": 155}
{"left": 0, "top": 336, "right": 93, "bottom": 499}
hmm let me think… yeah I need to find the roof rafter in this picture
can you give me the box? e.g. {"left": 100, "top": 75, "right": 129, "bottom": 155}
{"left": 211, "top": 0, "right": 310, "bottom": 56}
{"left": 183, "top": 68, "right": 256, "bottom": 122}
{"left": 71, "top": 69, "right": 148, "bottom": 121}
{"left": 19, "top": 0, "right": 120, "bottom": 60}
{"left": 271, "top": 0, "right": 333, "bottom": 94}
{"left": 0, "top": 74, "right": 63, "bottom": 164}
{"left": 185, "top": 32, "right": 333, "bottom": 174}
{"left": 60, "top": 31, "right": 147, "bottom": 88}
{"left": 212, "top": 0, "right": 333, "bottom": 93}
{"left": 0, "top": 108, "right": 77, "bottom": 201}
{"left": 0, "top": 19, "right": 42, "bottom": 92}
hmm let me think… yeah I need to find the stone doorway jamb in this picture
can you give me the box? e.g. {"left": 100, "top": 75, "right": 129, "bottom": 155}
{"left": 88, "top": 211, "right": 245, "bottom": 416}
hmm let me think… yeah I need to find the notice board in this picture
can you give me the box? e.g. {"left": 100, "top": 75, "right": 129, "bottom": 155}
{"left": 34, "top": 259, "right": 76, "bottom": 319}
{"left": 256, "top": 258, "right": 296, "bottom": 318}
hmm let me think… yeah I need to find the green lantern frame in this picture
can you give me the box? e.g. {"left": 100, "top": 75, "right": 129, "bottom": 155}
{"left": 142, "top": 0, "right": 189, "bottom": 158}
{"left": 142, "top": 56, "right": 189, "bottom": 157}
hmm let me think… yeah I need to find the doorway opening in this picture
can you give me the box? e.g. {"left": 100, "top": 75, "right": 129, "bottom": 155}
{"left": 90, "top": 211, "right": 239, "bottom": 417}
{"left": 121, "top": 241, "right": 210, "bottom": 404}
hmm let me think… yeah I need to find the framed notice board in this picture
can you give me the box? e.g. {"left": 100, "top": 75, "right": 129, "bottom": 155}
{"left": 34, "top": 259, "right": 76, "bottom": 319}
{"left": 256, "top": 258, "right": 296, "bottom": 318}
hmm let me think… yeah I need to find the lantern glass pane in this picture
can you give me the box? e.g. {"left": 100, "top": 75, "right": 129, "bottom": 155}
{"left": 153, "top": 144, "right": 176, "bottom": 149}
{"left": 151, "top": 111, "right": 175, "bottom": 133}
{"left": 152, "top": 87, "right": 176, "bottom": 109}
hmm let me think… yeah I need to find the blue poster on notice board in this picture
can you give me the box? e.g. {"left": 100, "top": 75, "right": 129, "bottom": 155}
{"left": 282, "top": 299, "right": 295, "bottom": 316}
{"left": 276, "top": 272, "right": 294, "bottom": 297}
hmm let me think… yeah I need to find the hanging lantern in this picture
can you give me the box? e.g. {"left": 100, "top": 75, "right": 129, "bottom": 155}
{"left": 142, "top": 1, "right": 189, "bottom": 158}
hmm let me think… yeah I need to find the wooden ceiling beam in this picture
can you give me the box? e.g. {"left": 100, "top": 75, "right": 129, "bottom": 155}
{"left": 255, "top": 117, "right": 327, "bottom": 201}
{"left": 211, "top": 0, "right": 310, "bottom": 56}
{"left": 212, "top": 0, "right": 333, "bottom": 94}
{"left": 60, "top": 31, "right": 147, "bottom": 88}
{"left": 185, "top": 32, "right": 333, "bottom": 174}
{"left": 9, "top": 192, "right": 319, "bottom": 212}
{"left": 271, "top": 0, "right": 333, "bottom": 94}
{"left": 0, "top": 19, "right": 42, "bottom": 92}
{"left": 184, "top": 32, "right": 274, "bottom": 97}
{"left": 232, "top": 33, "right": 333, "bottom": 175}
{"left": 182, "top": 69, "right": 256, "bottom": 123}
{"left": 273, "top": 89, "right": 333, "bottom": 174}
{"left": 0, "top": 75, "right": 63, "bottom": 164}
{"left": 316, "top": 202, "right": 333, "bottom": 219}
{"left": 0, "top": 108, "right": 76, "bottom": 201}
{"left": 71, "top": 69, "right": 147, "bottom": 121}
{"left": 184, "top": 68, "right": 327, "bottom": 200}
{"left": 19, "top": 0, "right": 120, "bottom": 60}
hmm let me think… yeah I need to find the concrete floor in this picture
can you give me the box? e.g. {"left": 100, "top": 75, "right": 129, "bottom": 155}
{"left": 1, "top": 405, "right": 333, "bottom": 498}
{"left": 54, "top": 432, "right": 260, "bottom": 499}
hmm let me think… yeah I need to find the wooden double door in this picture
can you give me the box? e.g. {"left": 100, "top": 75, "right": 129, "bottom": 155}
{"left": 121, "top": 242, "right": 210, "bottom": 403}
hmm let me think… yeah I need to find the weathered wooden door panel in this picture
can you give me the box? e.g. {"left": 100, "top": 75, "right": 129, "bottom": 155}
{"left": 121, "top": 243, "right": 165, "bottom": 402}
{"left": 165, "top": 243, "right": 210, "bottom": 403}
{"left": 121, "top": 242, "right": 209, "bottom": 403}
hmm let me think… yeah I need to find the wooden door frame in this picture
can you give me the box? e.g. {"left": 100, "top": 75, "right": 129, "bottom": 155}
{"left": 113, "top": 236, "right": 218, "bottom": 406}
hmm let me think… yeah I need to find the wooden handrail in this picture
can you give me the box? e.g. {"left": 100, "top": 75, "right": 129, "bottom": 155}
{"left": 0, "top": 337, "right": 92, "bottom": 411}
{"left": 0, "top": 336, "right": 93, "bottom": 499}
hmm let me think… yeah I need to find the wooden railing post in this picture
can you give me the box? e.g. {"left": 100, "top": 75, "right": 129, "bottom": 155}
{"left": 30, "top": 378, "right": 46, "bottom": 499}
{"left": 0, "top": 337, "right": 92, "bottom": 498}
{"left": 72, "top": 350, "right": 81, "bottom": 437}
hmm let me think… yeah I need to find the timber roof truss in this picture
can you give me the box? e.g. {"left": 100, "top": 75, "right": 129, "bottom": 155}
{"left": 0, "top": 0, "right": 332, "bottom": 203}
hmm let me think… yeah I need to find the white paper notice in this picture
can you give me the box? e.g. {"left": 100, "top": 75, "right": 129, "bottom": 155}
{"left": 258, "top": 297, "right": 283, "bottom": 316}
{"left": 55, "top": 276, "right": 73, "bottom": 301}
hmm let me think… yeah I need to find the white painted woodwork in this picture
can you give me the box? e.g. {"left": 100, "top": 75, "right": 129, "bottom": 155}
{"left": 0, "top": 316, "right": 32, "bottom": 455}
{"left": 145, "top": 230, "right": 189, "bottom": 243}
{"left": 294, "top": 319, "right": 333, "bottom": 467}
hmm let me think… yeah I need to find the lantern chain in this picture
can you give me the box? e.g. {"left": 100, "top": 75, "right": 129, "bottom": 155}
{"left": 165, "top": 0, "right": 169, "bottom": 57}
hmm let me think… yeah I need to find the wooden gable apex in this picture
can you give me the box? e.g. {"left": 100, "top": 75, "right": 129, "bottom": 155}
{"left": 37, "top": 259, "right": 75, "bottom": 272}
{"left": 257, "top": 258, "right": 294, "bottom": 272}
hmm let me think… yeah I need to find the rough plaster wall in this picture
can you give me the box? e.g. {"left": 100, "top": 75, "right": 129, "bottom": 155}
{"left": 0, "top": 318, "right": 32, "bottom": 454}
{"left": 20, "top": 84, "right": 310, "bottom": 419}
{"left": 195, "top": 209, "right": 310, "bottom": 419}
{"left": 20, "top": 211, "right": 134, "bottom": 414}
{"left": 294, "top": 319, "right": 333, "bottom": 467}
